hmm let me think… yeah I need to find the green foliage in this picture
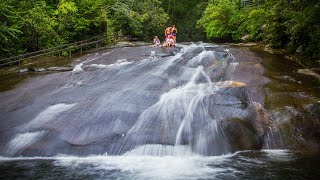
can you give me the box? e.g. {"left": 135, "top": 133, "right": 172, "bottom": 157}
{"left": 197, "top": 0, "right": 238, "bottom": 39}
{"left": 19, "top": 1, "right": 57, "bottom": 51}
{"left": 1, "top": 0, "right": 319, "bottom": 66}
{"left": 0, "top": 0, "right": 168, "bottom": 58}
{"left": 0, "top": 0, "right": 22, "bottom": 56}
{"left": 112, "top": 2, "right": 144, "bottom": 37}
{"left": 112, "top": 0, "right": 168, "bottom": 40}
{"left": 198, "top": 0, "right": 320, "bottom": 66}
{"left": 160, "top": 0, "right": 207, "bottom": 41}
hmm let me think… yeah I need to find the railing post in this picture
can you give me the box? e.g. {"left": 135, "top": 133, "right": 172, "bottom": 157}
{"left": 80, "top": 44, "right": 83, "bottom": 56}
{"left": 0, "top": 36, "right": 110, "bottom": 67}
{"left": 37, "top": 57, "right": 40, "bottom": 69}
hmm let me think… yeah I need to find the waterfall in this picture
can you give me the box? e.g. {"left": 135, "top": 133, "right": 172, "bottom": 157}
{"left": 1, "top": 43, "right": 265, "bottom": 157}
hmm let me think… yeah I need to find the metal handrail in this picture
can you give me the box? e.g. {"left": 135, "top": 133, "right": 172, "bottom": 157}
{"left": 0, "top": 35, "right": 104, "bottom": 63}
{"left": 0, "top": 35, "right": 115, "bottom": 67}
{"left": 0, "top": 39, "right": 107, "bottom": 67}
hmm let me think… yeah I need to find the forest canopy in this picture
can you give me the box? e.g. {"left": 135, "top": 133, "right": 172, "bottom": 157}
{"left": 1, "top": 0, "right": 319, "bottom": 65}
{"left": 198, "top": 0, "right": 320, "bottom": 65}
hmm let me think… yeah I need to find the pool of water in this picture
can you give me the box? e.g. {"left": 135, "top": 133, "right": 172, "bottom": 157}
{"left": 1, "top": 150, "right": 319, "bottom": 179}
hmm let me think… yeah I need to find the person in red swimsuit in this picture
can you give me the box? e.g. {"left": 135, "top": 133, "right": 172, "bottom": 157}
{"left": 165, "top": 26, "right": 172, "bottom": 39}
{"left": 171, "top": 25, "right": 177, "bottom": 43}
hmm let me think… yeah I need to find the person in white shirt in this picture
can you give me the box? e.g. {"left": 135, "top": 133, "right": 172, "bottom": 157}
{"left": 152, "top": 36, "right": 161, "bottom": 47}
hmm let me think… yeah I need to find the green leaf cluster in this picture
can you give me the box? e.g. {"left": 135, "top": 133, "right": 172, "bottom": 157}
{"left": 0, "top": 0, "right": 169, "bottom": 58}
{"left": 198, "top": 0, "right": 320, "bottom": 65}
{"left": 160, "top": 0, "right": 208, "bottom": 41}
{"left": 111, "top": 0, "right": 168, "bottom": 40}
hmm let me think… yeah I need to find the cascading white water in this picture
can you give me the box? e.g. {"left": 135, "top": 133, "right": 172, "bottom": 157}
{"left": 5, "top": 131, "right": 46, "bottom": 155}
{"left": 0, "top": 149, "right": 294, "bottom": 179}
{"left": 22, "top": 103, "right": 77, "bottom": 130}
{"left": 113, "top": 45, "right": 235, "bottom": 156}
{"left": 1, "top": 43, "right": 264, "bottom": 158}
{"left": 0, "top": 43, "right": 302, "bottom": 180}
{"left": 1, "top": 43, "right": 316, "bottom": 180}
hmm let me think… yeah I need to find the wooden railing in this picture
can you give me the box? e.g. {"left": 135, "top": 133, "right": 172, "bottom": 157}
{"left": 242, "top": 0, "right": 254, "bottom": 7}
{"left": 0, "top": 35, "right": 114, "bottom": 67}
{"left": 241, "top": 0, "right": 265, "bottom": 7}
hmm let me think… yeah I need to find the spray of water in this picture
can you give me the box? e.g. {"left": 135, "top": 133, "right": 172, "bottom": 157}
{"left": 2, "top": 43, "right": 263, "bottom": 157}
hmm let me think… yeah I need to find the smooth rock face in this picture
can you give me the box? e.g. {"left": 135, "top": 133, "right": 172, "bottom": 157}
{"left": 0, "top": 44, "right": 269, "bottom": 156}
{"left": 272, "top": 103, "right": 320, "bottom": 150}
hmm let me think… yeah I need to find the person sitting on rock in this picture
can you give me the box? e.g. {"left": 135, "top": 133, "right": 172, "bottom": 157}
{"left": 163, "top": 35, "right": 175, "bottom": 47}
{"left": 152, "top": 36, "right": 161, "bottom": 47}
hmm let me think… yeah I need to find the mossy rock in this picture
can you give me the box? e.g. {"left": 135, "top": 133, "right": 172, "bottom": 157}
{"left": 277, "top": 103, "right": 320, "bottom": 151}
{"left": 219, "top": 117, "right": 263, "bottom": 151}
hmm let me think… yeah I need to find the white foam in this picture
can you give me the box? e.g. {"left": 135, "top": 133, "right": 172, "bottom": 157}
{"left": 90, "top": 64, "right": 108, "bottom": 68}
{"left": 90, "top": 59, "right": 133, "bottom": 69}
{"left": 187, "top": 50, "right": 215, "bottom": 67}
{"left": 149, "top": 51, "right": 156, "bottom": 61}
{"left": 111, "top": 59, "right": 133, "bottom": 67}
{"left": 72, "top": 63, "right": 84, "bottom": 73}
{"left": 0, "top": 149, "right": 291, "bottom": 179}
{"left": 197, "top": 42, "right": 218, "bottom": 48}
{"left": 5, "top": 131, "right": 46, "bottom": 155}
{"left": 180, "top": 43, "right": 199, "bottom": 54}
{"left": 123, "top": 144, "right": 194, "bottom": 157}
{"left": 52, "top": 152, "right": 237, "bottom": 179}
{"left": 24, "top": 103, "right": 76, "bottom": 130}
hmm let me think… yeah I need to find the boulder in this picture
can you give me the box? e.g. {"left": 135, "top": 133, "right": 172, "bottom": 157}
{"left": 273, "top": 103, "right": 320, "bottom": 151}
{"left": 220, "top": 117, "right": 262, "bottom": 150}
{"left": 195, "top": 82, "right": 266, "bottom": 155}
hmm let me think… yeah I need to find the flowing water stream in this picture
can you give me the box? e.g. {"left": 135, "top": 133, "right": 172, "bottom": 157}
{"left": 0, "top": 43, "right": 319, "bottom": 179}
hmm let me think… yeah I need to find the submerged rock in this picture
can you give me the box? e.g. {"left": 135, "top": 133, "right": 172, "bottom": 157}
{"left": 273, "top": 103, "right": 320, "bottom": 151}
{"left": 220, "top": 117, "right": 262, "bottom": 150}
{"left": 297, "top": 69, "right": 320, "bottom": 81}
